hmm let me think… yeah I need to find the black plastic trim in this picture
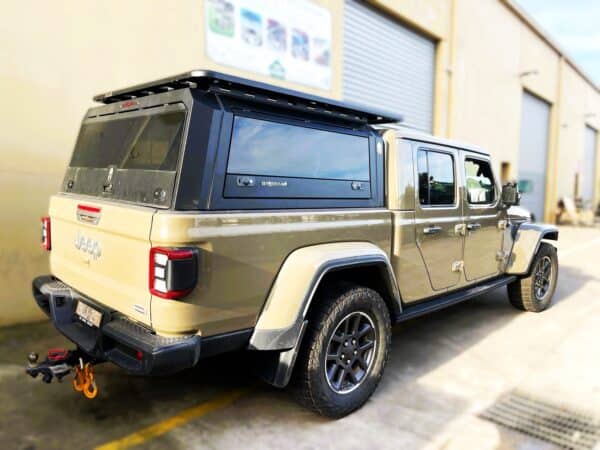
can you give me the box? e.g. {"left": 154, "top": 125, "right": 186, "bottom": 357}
{"left": 397, "top": 275, "right": 517, "bottom": 323}
{"left": 200, "top": 328, "right": 253, "bottom": 359}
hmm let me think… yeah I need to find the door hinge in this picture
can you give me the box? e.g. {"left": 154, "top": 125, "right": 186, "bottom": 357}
{"left": 451, "top": 260, "right": 464, "bottom": 272}
{"left": 498, "top": 220, "right": 507, "bottom": 230}
{"left": 454, "top": 223, "right": 466, "bottom": 236}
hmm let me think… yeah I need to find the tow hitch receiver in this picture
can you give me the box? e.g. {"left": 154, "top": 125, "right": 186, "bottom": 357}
{"left": 26, "top": 348, "right": 100, "bottom": 399}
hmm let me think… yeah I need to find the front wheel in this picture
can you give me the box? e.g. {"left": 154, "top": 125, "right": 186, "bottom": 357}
{"left": 291, "top": 284, "right": 391, "bottom": 418}
{"left": 508, "top": 242, "right": 558, "bottom": 312}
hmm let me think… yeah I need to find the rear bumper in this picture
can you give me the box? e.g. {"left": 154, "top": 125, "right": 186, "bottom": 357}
{"left": 32, "top": 275, "right": 201, "bottom": 375}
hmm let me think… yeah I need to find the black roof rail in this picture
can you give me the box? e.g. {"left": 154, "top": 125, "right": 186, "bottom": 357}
{"left": 93, "top": 70, "right": 402, "bottom": 125}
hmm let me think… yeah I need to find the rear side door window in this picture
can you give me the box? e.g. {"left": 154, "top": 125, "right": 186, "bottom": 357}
{"left": 464, "top": 158, "right": 496, "bottom": 204}
{"left": 417, "top": 149, "right": 456, "bottom": 206}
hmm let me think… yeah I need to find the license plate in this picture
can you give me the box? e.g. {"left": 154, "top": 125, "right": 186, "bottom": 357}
{"left": 75, "top": 301, "right": 102, "bottom": 328}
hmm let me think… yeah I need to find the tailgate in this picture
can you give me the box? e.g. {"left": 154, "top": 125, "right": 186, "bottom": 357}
{"left": 49, "top": 195, "right": 155, "bottom": 325}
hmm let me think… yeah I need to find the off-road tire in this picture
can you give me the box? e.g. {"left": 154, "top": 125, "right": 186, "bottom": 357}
{"left": 291, "top": 283, "right": 391, "bottom": 418}
{"left": 508, "top": 242, "right": 558, "bottom": 312}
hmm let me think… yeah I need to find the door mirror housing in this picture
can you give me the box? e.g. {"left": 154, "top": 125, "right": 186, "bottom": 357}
{"left": 501, "top": 182, "right": 521, "bottom": 207}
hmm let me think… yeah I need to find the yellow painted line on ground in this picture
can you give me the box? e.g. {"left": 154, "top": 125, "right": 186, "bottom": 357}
{"left": 95, "top": 387, "right": 252, "bottom": 450}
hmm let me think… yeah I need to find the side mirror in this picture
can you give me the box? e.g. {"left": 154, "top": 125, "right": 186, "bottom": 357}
{"left": 501, "top": 182, "right": 521, "bottom": 207}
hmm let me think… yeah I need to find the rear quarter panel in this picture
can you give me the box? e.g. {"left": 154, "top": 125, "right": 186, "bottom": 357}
{"left": 149, "top": 209, "right": 391, "bottom": 336}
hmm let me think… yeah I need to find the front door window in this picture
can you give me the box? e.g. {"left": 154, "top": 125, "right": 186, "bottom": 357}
{"left": 465, "top": 159, "right": 495, "bottom": 205}
{"left": 462, "top": 155, "right": 504, "bottom": 281}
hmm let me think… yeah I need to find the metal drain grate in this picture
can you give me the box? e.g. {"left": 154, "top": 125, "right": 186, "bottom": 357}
{"left": 480, "top": 391, "right": 600, "bottom": 450}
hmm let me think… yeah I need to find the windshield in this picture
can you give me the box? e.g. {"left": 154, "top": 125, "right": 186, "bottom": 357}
{"left": 62, "top": 105, "right": 186, "bottom": 207}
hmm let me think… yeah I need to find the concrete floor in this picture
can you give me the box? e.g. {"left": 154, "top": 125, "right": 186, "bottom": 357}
{"left": 1, "top": 226, "right": 599, "bottom": 450}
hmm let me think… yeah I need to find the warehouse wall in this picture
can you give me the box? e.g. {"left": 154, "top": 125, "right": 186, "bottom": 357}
{"left": 556, "top": 64, "right": 600, "bottom": 202}
{"left": 375, "top": 0, "right": 599, "bottom": 222}
{"left": 370, "top": 0, "right": 450, "bottom": 39}
{"left": 450, "top": 0, "right": 524, "bottom": 178}
{"left": 450, "top": 0, "right": 568, "bottom": 222}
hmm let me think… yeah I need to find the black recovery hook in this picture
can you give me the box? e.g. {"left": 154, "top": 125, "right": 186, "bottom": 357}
{"left": 26, "top": 348, "right": 102, "bottom": 399}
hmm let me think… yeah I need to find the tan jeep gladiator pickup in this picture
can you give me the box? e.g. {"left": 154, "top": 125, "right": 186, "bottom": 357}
{"left": 28, "top": 70, "right": 558, "bottom": 417}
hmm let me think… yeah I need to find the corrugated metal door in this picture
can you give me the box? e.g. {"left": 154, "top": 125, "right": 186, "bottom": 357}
{"left": 343, "top": 0, "right": 435, "bottom": 132}
{"left": 518, "top": 91, "right": 550, "bottom": 221}
{"left": 582, "top": 125, "right": 597, "bottom": 207}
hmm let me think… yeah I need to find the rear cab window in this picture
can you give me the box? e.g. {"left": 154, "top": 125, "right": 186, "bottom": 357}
{"left": 417, "top": 149, "right": 456, "bottom": 206}
{"left": 62, "top": 104, "right": 187, "bottom": 207}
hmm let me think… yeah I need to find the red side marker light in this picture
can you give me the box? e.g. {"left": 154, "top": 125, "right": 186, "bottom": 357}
{"left": 41, "top": 216, "right": 51, "bottom": 251}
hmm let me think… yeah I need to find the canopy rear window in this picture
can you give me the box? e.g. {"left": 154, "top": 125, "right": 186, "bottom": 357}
{"left": 62, "top": 104, "right": 186, "bottom": 207}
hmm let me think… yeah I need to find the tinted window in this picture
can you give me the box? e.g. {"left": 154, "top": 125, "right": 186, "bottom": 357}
{"left": 227, "top": 117, "right": 369, "bottom": 181}
{"left": 63, "top": 108, "right": 186, "bottom": 207}
{"left": 417, "top": 150, "right": 455, "bottom": 205}
{"left": 121, "top": 112, "right": 184, "bottom": 170}
{"left": 70, "top": 110, "right": 185, "bottom": 171}
{"left": 417, "top": 150, "right": 429, "bottom": 204}
{"left": 465, "top": 158, "right": 495, "bottom": 204}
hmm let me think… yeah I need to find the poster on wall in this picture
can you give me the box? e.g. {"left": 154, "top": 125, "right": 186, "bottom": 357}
{"left": 205, "top": 0, "right": 332, "bottom": 90}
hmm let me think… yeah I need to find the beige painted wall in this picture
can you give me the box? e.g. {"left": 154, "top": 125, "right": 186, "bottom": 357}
{"left": 0, "top": 0, "right": 202, "bottom": 326}
{"left": 450, "top": 0, "right": 523, "bottom": 178}
{"left": 555, "top": 63, "right": 600, "bottom": 201}
{"left": 369, "top": 0, "right": 450, "bottom": 39}
{"left": 1, "top": 0, "right": 598, "bottom": 325}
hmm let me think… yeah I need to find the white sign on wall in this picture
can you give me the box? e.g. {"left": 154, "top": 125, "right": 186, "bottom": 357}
{"left": 205, "top": 0, "right": 332, "bottom": 90}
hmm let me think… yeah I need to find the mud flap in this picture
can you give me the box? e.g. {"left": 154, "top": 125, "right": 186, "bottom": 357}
{"left": 252, "top": 320, "right": 307, "bottom": 388}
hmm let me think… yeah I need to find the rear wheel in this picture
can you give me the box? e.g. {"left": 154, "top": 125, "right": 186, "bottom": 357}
{"left": 291, "top": 283, "right": 391, "bottom": 418}
{"left": 508, "top": 242, "right": 558, "bottom": 312}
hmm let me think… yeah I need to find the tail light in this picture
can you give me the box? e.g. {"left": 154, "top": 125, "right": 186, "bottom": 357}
{"left": 41, "top": 217, "right": 51, "bottom": 251}
{"left": 149, "top": 247, "right": 199, "bottom": 299}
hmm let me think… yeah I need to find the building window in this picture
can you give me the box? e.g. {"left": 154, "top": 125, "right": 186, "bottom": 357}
{"left": 465, "top": 158, "right": 496, "bottom": 204}
{"left": 417, "top": 149, "right": 455, "bottom": 206}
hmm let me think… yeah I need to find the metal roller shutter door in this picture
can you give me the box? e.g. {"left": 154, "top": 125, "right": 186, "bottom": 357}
{"left": 518, "top": 91, "right": 551, "bottom": 221}
{"left": 343, "top": 0, "right": 435, "bottom": 132}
